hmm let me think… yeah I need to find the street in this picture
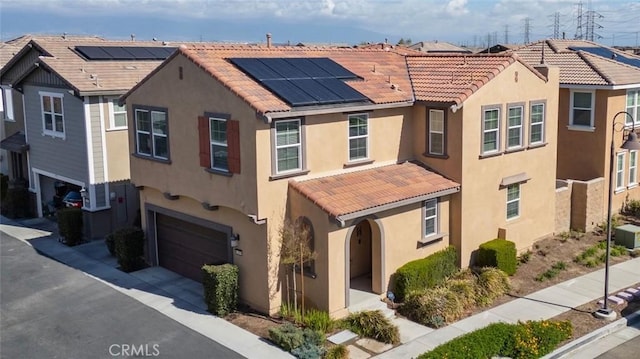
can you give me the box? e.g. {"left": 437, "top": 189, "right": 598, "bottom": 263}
{"left": 0, "top": 234, "right": 244, "bottom": 359}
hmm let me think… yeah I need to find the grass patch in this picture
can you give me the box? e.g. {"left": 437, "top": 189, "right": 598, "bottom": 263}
{"left": 574, "top": 241, "right": 629, "bottom": 267}
{"left": 535, "top": 261, "right": 567, "bottom": 282}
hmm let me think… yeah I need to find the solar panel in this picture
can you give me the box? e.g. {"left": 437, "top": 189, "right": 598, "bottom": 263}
{"left": 74, "top": 46, "right": 176, "bottom": 61}
{"left": 316, "top": 78, "right": 369, "bottom": 103}
{"left": 262, "top": 79, "right": 318, "bottom": 106}
{"left": 259, "top": 58, "right": 308, "bottom": 79}
{"left": 308, "top": 58, "right": 359, "bottom": 79}
{"left": 290, "top": 79, "right": 345, "bottom": 104}
{"left": 229, "top": 58, "right": 281, "bottom": 80}
{"left": 284, "top": 58, "right": 334, "bottom": 78}
{"left": 571, "top": 46, "right": 640, "bottom": 68}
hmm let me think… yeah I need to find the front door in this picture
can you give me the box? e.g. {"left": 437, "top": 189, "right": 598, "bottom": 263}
{"left": 349, "top": 220, "right": 372, "bottom": 280}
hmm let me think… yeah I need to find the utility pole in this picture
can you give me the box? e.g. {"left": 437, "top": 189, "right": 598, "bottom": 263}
{"left": 575, "top": 1, "right": 583, "bottom": 39}
{"left": 504, "top": 25, "right": 509, "bottom": 44}
{"left": 524, "top": 17, "right": 531, "bottom": 44}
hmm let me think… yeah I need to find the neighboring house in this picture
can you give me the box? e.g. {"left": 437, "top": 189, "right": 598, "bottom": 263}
{"left": 477, "top": 43, "right": 522, "bottom": 54}
{"left": 121, "top": 44, "right": 559, "bottom": 317}
{"left": 517, "top": 40, "right": 640, "bottom": 231}
{"left": 408, "top": 41, "right": 472, "bottom": 53}
{"left": 0, "top": 34, "right": 177, "bottom": 237}
{"left": 0, "top": 35, "right": 32, "bottom": 179}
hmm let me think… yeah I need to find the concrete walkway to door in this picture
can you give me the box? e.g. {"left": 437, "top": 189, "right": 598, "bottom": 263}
{"left": 0, "top": 216, "right": 293, "bottom": 359}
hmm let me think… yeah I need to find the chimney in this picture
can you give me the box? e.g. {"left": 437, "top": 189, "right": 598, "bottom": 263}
{"left": 266, "top": 33, "right": 272, "bottom": 48}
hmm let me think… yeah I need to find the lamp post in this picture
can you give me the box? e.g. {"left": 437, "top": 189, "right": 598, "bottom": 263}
{"left": 595, "top": 111, "right": 639, "bottom": 320}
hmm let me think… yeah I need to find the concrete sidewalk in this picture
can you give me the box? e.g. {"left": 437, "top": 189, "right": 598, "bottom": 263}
{"left": 2, "top": 215, "right": 639, "bottom": 359}
{"left": 0, "top": 216, "right": 293, "bottom": 359}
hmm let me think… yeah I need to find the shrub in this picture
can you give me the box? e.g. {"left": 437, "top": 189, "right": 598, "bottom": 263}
{"left": 2, "top": 186, "right": 30, "bottom": 218}
{"left": 393, "top": 246, "right": 457, "bottom": 301}
{"left": 202, "top": 263, "right": 239, "bottom": 316}
{"left": 57, "top": 207, "right": 83, "bottom": 246}
{"left": 105, "top": 233, "right": 116, "bottom": 256}
{"left": 340, "top": 310, "right": 400, "bottom": 344}
{"left": 291, "top": 329, "right": 325, "bottom": 359}
{"left": 535, "top": 261, "right": 567, "bottom": 282}
{"left": 477, "top": 239, "right": 517, "bottom": 276}
{"left": 475, "top": 267, "right": 510, "bottom": 307}
{"left": 302, "top": 308, "right": 335, "bottom": 333}
{"left": 324, "top": 344, "right": 348, "bottom": 359}
{"left": 269, "top": 323, "right": 304, "bottom": 352}
{"left": 280, "top": 302, "right": 304, "bottom": 324}
{"left": 400, "top": 286, "right": 464, "bottom": 328}
{"left": 624, "top": 199, "right": 640, "bottom": 217}
{"left": 114, "top": 227, "right": 145, "bottom": 272}
{"left": 418, "top": 320, "right": 572, "bottom": 359}
{"left": 518, "top": 250, "right": 532, "bottom": 264}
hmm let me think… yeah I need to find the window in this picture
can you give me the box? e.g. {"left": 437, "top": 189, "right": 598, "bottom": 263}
{"left": 428, "top": 109, "right": 445, "bottom": 155}
{"left": 2, "top": 87, "right": 14, "bottom": 121}
{"left": 209, "top": 117, "right": 228, "bottom": 171}
{"left": 40, "top": 92, "right": 64, "bottom": 137}
{"left": 275, "top": 119, "right": 302, "bottom": 173}
{"left": 506, "top": 184, "right": 520, "bottom": 219}
{"left": 424, "top": 199, "right": 438, "bottom": 237}
{"left": 627, "top": 89, "right": 639, "bottom": 125}
{"left": 630, "top": 150, "right": 638, "bottom": 186}
{"left": 482, "top": 107, "right": 500, "bottom": 154}
{"left": 570, "top": 91, "right": 594, "bottom": 127}
{"left": 530, "top": 102, "right": 545, "bottom": 144}
{"left": 507, "top": 105, "right": 523, "bottom": 149}
{"left": 135, "top": 107, "right": 168, "bottom": 160}
{"left": 348, "top": 114, "right": 368, "bottom": 161}
{"left": 616, "top": 152, "right": 626, "bottom": 190}
{"left": 110, "top": 99, "right": 127, "bottom": 129}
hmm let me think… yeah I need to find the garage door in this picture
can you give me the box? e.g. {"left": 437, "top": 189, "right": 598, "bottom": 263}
{"left": 156, "top": 213, "right": 230, "bottom": 282}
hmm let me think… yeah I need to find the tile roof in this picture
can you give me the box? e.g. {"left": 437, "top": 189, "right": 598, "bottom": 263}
{"left": 516, "top": 39, "right": 640, "bottom": 86}
{"left": 409, "top": 41, "right": 472, "bottom": 53}
{"left": 0, "top": 35, "right": 32, "bottom": 68}
{"left": 289, "top": 162, "right": 460, "bottom": 222}
{"left": 2, "top": 35, "right": 184, "bottom": 95}
{"left": 406, "top": 53, "right": 544, "bottom": 105}
{"left": 174, "top": 44, "right": 415, "bottom": 114}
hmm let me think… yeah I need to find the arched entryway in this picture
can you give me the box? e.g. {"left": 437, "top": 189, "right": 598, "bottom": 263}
{"left": 346, "top": 218, "right": 384, "bottom": 308}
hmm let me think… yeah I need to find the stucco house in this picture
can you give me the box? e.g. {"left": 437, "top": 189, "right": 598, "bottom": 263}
{"left": 121, "top": 44, "right": 559, "bottom": 317}
{"left": 517, "top": 40, "right": 640, "bottom": 231}
{"left": 0, "top": 35, "right": 177, "bottom": 237}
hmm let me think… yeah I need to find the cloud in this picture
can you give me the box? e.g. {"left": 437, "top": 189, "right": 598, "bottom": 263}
{"left": 445, "top": 0, "right": 468, "bottom": 16}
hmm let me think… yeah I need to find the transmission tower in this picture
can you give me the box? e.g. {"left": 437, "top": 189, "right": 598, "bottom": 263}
{"left": 584, "top": 0, "right": 603, "bottom": 41}
{"left": 504, "top": 25, "right": 509, "bottom": 44}
{"left": 575, "top": 1, "right": 583, "bottom": 39}
{"left": 524, "top": 17, "right": 531, "bottom": 44}
{"left": 553, "top": 12, "right": 560, "bottom": 39}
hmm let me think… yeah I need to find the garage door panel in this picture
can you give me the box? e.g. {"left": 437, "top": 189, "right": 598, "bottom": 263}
{"left": 155, "top": 213, "right": 230, "bottom": 282}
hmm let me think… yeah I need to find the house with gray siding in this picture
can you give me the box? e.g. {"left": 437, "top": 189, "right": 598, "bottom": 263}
{"left": 0, "top": 35, "right": 177, "bottom": 238}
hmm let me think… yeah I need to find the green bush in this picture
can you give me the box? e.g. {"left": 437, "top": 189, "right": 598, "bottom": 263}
{"left": 418, "top": 320, "right": 572, "bottom": 359}
{"left": 393, "top": 246, "right": 458, "bottom": 301}
{"left": 105, "top": 233, "right": 116, "bottom": 256}
{"left": 291, "top": 329, "right": 325, "bottom": 359}
{"left": 302, "top": 308, "right": 335, "bottom": 333}
{"left": 325, "top": 344, "right": 348, "bottom": 359}
{"left": 2, "top": 186, "right": 30, "bottom": 218}
{"left": 57, "top": 207, "right": 83, "bottom": 246}
{"left": 340, "top": 310, "right": 400, "bottom": 344}
{"left": 269, "top": 323, "right": 305, "bottom": 352}
{"left": 114, "top": 227, "right": 145, "bottom": 272}
{"left": 624, "top": 199, "right": 640, "bottom": 217}
{"left": 477, "top": 239, "right": 517, "bottom": 276}
{"left": 202, "top": 263, "right": 239, "bottom": 316}
{"left": 0, "top": 174, "right": 8, "bottom": 201}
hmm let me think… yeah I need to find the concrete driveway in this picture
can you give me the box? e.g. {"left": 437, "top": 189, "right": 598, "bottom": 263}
{"left": 0, "top": 234, "right": 244, "bottom": 359}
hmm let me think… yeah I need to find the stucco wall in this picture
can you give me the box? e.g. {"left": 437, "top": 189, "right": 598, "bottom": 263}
{"left": 555, "top": 180, "right": 572, "bottom": 233}
{"left": 571, "top": 178, "right": 605, "bottom": 232}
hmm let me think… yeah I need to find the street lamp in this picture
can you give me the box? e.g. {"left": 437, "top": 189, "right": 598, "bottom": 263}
{"left": 595, "top": 111, "right": 639, "bottom": 320}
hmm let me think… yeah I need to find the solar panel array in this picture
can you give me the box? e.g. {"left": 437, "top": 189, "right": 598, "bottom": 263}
{"left": 229, "top": 57, "right": 370, "bottom": 107}
{"left": 570, "top": 46, "right": 640, "bottom": 68}
{"left": 75, "top": 46, "right": 177, "bottom": 61}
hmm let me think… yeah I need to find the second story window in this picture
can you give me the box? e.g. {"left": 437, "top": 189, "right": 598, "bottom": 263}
{"left": 507, "top": 105, "right": 523, "bottom": 149}
{"left": 424, "top": 198, "right": 438, "bottom": 237}
{"left": 40, "top": 92, "right": 64, "bottom": 138}
{"left": 428, "top": 109, "right": 445, "bottom": 155}
{"left": 198, "top": 114, "right": 240, "bottom": 174}
{"left": 630, "top": 150, "right": 638, "bottom": 187}
{"left": 530, "top": 102, "right": 545, "bottom": 145}
{"left": 627, "top": 89, "right": 639, "bottom": 125}
{"left": 135, "top": 107, "right": 168, "bottom": 160}
{"left": 110, "top": 99, "right": 127, "bottom": 129}
{"left": 482, "top": 107, "right": 500, "bottom": 154}
{"left": 570, "top": 90, "right": 594, "bottom": 128}
{"left": 616, "top": 152, "right": 626, "bottom": 191}
{"left": 348, "top": 113, "right": 368, "bottom": 161}
{"left": 276, "top": 119, "right": 302, "bottom": 173}
{"left": 210, "top": 117, "right": 228, "bottom": 171}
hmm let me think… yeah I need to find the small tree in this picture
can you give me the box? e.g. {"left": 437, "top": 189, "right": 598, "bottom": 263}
{"left": 279, "top": 218, "right": 316, "bottom": 318}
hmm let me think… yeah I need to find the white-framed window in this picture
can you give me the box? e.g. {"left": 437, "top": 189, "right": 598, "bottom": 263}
{"left": 482, "top": 107, "right": 500, "bottom": 154}
{"left": 616, "top": 152, "right": 626, "bottom": 190}
{"left": 506, "top": 184, "right": 520, "bottom": 219}
{"left": 424, "top": 198, "right": 438, "bottom": 237}
{"left": 507, "top": 105, "right": 523, "bottom": 149}
{"left": 570, "top": 90, "right": 594, "bottom": 127}
{"left": 629, "top": 150, "right": 638, "bottom": 186}
{"left": 2, "top": 87, "right": 14, "bottom": 121}
{"left": 348, "top": 113, "right": 368, "bottom": 161}
{"left": 530, "top": 102, "right": 545, "bottom": 144}
{"left": 209, "top": 117, "right": 228, "bottom": 171}
{"left": 40, "top": 92, "right": 65, "bottom": 138}
{"left": 429, "top": 109, "right": 445, "bottom": 155}
{"left": 627, "top": 89, "right": 639, "bottom": 125}
{"left": 275, "top": 119, "right": 302, "bottom": 173}
{"left": 135, "top": 107, "right": 168, "bottom": 160}
{"left": 109, "top": 98, "right": 127, "bottom": 129}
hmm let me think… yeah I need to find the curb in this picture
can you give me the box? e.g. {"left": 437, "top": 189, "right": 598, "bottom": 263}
{"left": 541, "top": 308, "right": 640, "bottom": 359}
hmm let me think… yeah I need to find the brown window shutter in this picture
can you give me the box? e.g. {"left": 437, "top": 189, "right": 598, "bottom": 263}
{"left": 198, "top": 116, "right": 210, "bottom": 167}
{"left": 227, "top": 120, "right": 241, "bottom": 174}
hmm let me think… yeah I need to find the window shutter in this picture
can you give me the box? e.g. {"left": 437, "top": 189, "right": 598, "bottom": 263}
{"left": 227, "top": 119, "right": 241, "bottom": 174}
{"left": 198, "top": 116, "right": 210, "bottom": 167}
